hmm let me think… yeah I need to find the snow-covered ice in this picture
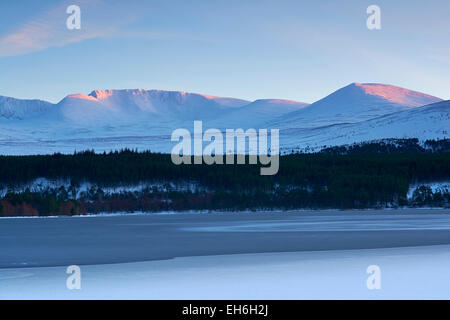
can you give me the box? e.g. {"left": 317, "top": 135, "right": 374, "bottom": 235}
{"left": 1, "top": 245, "right": 450, "bottom": 299}
{"left": 1, "top": 210, "right": 450, "bottom": 299}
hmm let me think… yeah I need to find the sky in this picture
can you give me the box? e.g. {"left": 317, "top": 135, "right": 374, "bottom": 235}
{"left": 0, "top": 0, "right": 449, "bottom": 103}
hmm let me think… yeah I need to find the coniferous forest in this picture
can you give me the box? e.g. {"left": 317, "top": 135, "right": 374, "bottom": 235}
{"left": 0, "top": 139, "right": 449, "bottom": 217}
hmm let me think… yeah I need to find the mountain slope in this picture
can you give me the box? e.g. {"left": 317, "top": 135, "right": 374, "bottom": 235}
{"left": 280, "top": 100, "right": 450, "bottom": 151}
{"left": 270, "top": 83, "right": 443, "bottom": 129}
{"left": 0, "top": 96, "right": 54, "bottom": 120}
{"left": 210, "top": 99, "right": 309, "bottom": 128}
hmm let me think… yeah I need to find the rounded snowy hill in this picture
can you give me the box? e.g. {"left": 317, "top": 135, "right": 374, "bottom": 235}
{"left": 0, "top": 96, "right": 55, "bottom": 120}
{"left": 280, "top": 100, "right": 450, "bottom": 151}
{"left": 270, "top": 83, "right": 443, "bottom": 129}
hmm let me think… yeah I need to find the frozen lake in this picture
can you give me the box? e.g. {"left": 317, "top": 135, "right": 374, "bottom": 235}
{"left": 1, "top": 209, "right": 450, "bottom": 299}
{"left": 1, "top": 209, "right": 450, "bottom": 268}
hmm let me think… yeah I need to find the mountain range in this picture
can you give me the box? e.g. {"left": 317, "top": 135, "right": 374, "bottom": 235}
{"left": 0, "top": 83, "right": 447, "bottom": 155}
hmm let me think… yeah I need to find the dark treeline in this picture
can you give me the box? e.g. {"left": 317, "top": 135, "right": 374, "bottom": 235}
{"left": 0, "top": 142, "right": 449, "bottom": 216}
{"left": 321, "top": 138, "right": 450, "bottom": 154}
{"left": 0, "top": 148, "right": 448, "bottom": 188}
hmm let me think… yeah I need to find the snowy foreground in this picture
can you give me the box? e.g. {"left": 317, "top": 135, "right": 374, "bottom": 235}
{"left": 1, "top": 245, "right": 450, "bottom": 299}
{"left": 1, "top": 210, "right": 450, "bottom": 299}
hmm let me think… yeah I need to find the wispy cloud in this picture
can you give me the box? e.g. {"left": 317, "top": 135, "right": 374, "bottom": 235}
{"left": 0, "top": 0, "right": 148, "bottom": 57}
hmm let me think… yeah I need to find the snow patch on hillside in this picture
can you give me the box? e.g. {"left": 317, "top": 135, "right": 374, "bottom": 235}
{"left": 0, "top": 178, "right": 203, "bottom": 198}
{"left": 407, "top": 181, "right": 450, "bottom": 199}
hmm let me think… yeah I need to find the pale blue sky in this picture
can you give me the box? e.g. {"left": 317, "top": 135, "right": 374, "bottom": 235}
{"left": 0, "top": 0, "right": 449, "bottom": 103}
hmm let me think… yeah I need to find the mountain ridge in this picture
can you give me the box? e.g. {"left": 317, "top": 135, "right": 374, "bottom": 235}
{"left": 0, "top": 83, "right": 447, "bottom": 155}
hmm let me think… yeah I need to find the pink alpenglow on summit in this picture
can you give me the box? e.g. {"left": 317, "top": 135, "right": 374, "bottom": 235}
{"left": 354, "top": 83, "right": 443, "bottom": 107}
{"left": 269, "top": 83, "right": 443, "bottom": 129}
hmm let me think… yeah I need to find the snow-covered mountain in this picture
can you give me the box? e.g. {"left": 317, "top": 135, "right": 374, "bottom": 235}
{"left": 269, "top": 83, "right": 443, "bottom": 129}
{"left": 280, "top": 100, "right": 450, "bottom": 152}
{"left": 210, "top": 99, "right": 309, "bottom": 128}
{"left": 0, "top": 84, "right": 447, "bottom": 155}
{"left": 0, "top": 96, "right": 55, "bottom": 120}
{"left": 54, "top": 89, "right": 251, "bottom": 124}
